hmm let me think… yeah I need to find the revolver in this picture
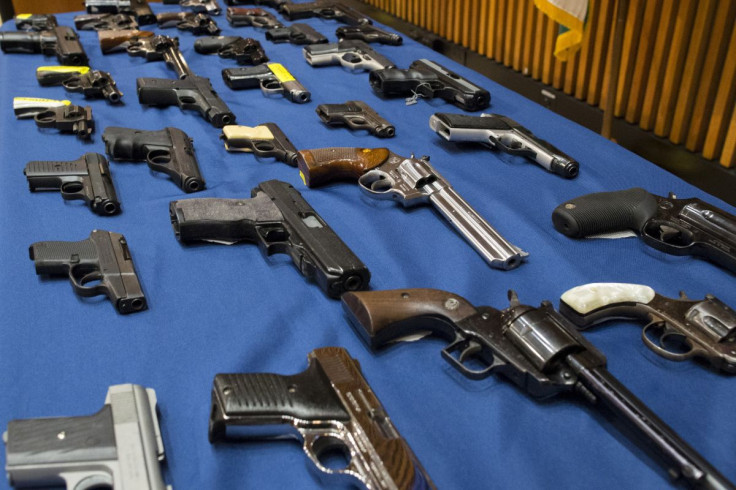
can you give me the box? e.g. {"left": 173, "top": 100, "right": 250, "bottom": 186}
{"left": 0, "top": 25, "right": 89, "bottom": 65}
{"left": 316, "top": 100, "right": 395, "bottom": 138}
{"left": 224, "top": 0, "right": 292, "bottom": 9}
{"left": 14, "top": 97, "right": 94, "bottom": 140}
{"left": 281, "top": 0, "right": 371, "bottom": 26}
{"left": 170, "top": 179, "right": 370, "bottom": 297}
{"left": 336, "top": 23, "right": 402, "bottom": 45}
{"left": 134, "top": 35, "right": 237, "bottom": 127}
{"left": 164, "top": 0, "right": 222, "bottom": 15}
{"left": 221, "top": 123, "right": 299, "bottom": 166}
{"left": 559, "top": 282, "right": 736, "bottom": 373}
{"left": 14, "top": 13, "right": 58, "bottom": 31}
{"left": 429, "top": 113, "right": 580, "bottom": 178}
{"left": 342, "top": 289, "right": 736, "bottom": 489}
{"left": 37, "top": 66, "right": 123, "bottom": 104}
{"left": 156, "top": 11, "right": 221, "bottom": 35}
{"left": 297, "top": 147, "right": 528, "bottom": 270}
{"left": 29, "top": 230, "right": 147, "bottom": 314}
{"left": 304, "top": 39, "right": 395, "bottom": 72}
{"left": 551, "top": 188, "right": 736, "bottom": 274}
{"left": 74, "top": 12, "right": 138, "bottom": 30}
{"left": 85, "top": 0, "right": 156, "bottom": 25}
{"left": 222, "top": 62, "right": 310, "bottom": 103}
{"left": 209, "top": 347, "right": 435, "bottom": 489}
{"left": 265, "top": 23, "right": 328, "bottom": 45}
{"left": 370, "top": 59, "right": 491, "bottom": 111}
{"left": 24, "top": 153, "right": 121, "bottom": 216}
{"left": 103, "top": 127, "right": 206, "bottom": 192}
{"left": 5, "top": 384, "right": 168, "bottom": 489}
{"left": 226, "top": 7, "right": 282, "bottom": 28}
{"left": 194, "top": 35, "right": 268, "bottom": 65}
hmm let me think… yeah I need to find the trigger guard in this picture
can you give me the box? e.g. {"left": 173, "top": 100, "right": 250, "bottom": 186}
{"left": 641, "top": 219, "right": 694, "bottom": 249}
{"left": 260, "top": 79, "right": 283, "bottom": 95}
{"left": 641, "top": 324, "right": 693, "bottom": 362}
{"left": 357, "top": 170, "right": 397, "bottom": 200}
{"left": 68, "top": 267, "right": 106, "bottom": 298}
{"left": 62, "top": 78, "right": 81, "bottom": 90}
{"left": 69, "top": 472, "right": 114, "bottom": 490}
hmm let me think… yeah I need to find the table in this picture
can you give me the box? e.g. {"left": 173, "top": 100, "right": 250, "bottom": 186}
{"left": 1, "top": 4, "right": 734, "bottom": 489}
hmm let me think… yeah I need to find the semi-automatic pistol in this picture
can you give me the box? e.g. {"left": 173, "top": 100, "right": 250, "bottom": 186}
{"left": 5, "top": 384, "right": 169, "bottom": 489}
{"left": 316, "top": 100, "right": 395, "bottom": 137}
{"left": 304, "top": 39, "right": 394, "bottom": 72}
{"left": 209, "top": 347, "right": 436, "bottom": 489}
{"left": 222, "top": 62, "right": 310, "bottom": 103}
{"left": 221, "top": 123, "right": 299, "bottom": 166}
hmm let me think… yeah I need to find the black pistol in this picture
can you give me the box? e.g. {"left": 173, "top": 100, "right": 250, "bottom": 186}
{"left": 14, "top": 14, "right": 58, "bottom": 31}
{"left": 265, "top": 23, "right": 327, "bottom": 45}
{"left": 226, "top": 7, "right": 282, "bottom": 28}
{"left": 74, "top": 13, "right": 138, "bottom": 30}
{"left": 156, "top": 11, "right": 221, "bottom": 35}
{"left": 0, "top": 25, "right": 89, "bottom": 65}
{"left": 170, "top": 180, "right": 370, "bottom": 298}
{"left": 370, "top": 59, "right": 491, "bottom": 111}
{"left": 85, "top": 0, "right": 156, "bottom": 25}
{"left": 429, "top": 113, "right": 579, "bottom": 178}
{"left": 221, "top": 123, "right": 299, "bottom": 166}
{"left": 336, "top": 23, "right": 402, "bottom": 45}
{"left": 342, "top": 289, "right": 736, "bottom": 489}
{"left": 552, "top": 188, "right": 736, "bottom": 274}
{"left": 194, "top": 35, "right": 268, "bottom": 65}
{"left": 559, "top": 282, "right": 736, "bottom": 374}
{"left": 316, "top": 100, "right": 395, "bottom": 137}
{"left": 102, "top": 127, "right": 206, "bottom": 193}
{"left": 36, "top": 66, "right": 123, "bottom": 104}
{"left": 24, "top": 153, "right": 121, "bottom": 216}
{"left": 222, "top": 63, "right": 310, "bottom": 103}
{"left": 30, "top": 230, "right": 147, "bottom": 314}
{"left": 281, "top": 0, "right": 371, "bottom": 26}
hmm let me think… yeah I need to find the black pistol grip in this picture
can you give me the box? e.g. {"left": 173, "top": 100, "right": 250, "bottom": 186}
{"left": 30, "top": 236, "right": 100, "bottom": 276}
{"left": 193, "top": 35, "right": 238, "bottom": 54}
{"left": 209, "top": 360, "right": 350, "bottom": 443}
{"left": 24, "top": 153, "right": 120, "bottom": 216}
{"left": 433, "top": 112, "right": 513, "bottom": 131}
{"left": 552, "top": 188, "right": 659, "bottom": 238}
{"left": 169, "top": 193, "right": 283, "bottom": 244}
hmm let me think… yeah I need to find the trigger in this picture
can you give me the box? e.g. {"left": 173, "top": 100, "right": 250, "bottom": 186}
{"left": 458, "top": 340, "right": 482, "bottom": 363}
{"left": 658, "top": 225, "right": 682, "bottom": 242}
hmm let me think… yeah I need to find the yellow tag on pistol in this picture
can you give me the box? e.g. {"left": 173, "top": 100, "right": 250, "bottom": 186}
{"left": 268, "top": 63, "right": 295, "bottom": 83}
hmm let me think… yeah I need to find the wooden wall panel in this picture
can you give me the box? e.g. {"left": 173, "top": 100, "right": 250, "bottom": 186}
{"left": 364, "top": 0, "right": 736, "bottom": 168}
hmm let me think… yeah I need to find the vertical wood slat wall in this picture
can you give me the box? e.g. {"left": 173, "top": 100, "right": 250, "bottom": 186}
{"left": 364, "top": 0, "right": 736, "bottom": 169}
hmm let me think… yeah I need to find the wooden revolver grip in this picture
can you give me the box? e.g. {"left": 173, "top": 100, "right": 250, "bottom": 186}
{"left": 297, "top": 147, "right": 390, "bottom": 187}
{"left": 342, "top": 289, "right": 477, "bottom": 348}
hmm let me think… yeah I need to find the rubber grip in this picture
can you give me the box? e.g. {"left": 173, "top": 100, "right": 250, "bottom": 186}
{"left": 552, "top": 188, "right": 659, "bottom": 238}
{"left": 432, "top": 112, "right": 513, "bottom": 130}
{"left": 296, "top": 147, "right": 389, "bottom": 187}
{"left": 29, "top": 238, "right": 98, "bottom": 275}
{"left": 194, "top": 36, "right": 239, "bottom": 54}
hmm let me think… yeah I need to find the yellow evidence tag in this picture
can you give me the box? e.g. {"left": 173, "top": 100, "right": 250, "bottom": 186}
{"left": 268, "top": 63, "right": 295, "bottom": 83}
{"left": 37, "top": 66, "right": 90, "bottom": 75}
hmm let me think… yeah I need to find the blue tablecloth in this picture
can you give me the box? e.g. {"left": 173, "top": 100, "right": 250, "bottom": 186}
{"left": 1, "top": 4, "right": 734, "bottom": 489}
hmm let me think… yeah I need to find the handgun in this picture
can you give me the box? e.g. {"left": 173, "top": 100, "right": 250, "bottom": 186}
{"left": 209, "top": 347, "right": 435, "bottom": 489}
{"left": 265, "top": 23, "right": 328, "bottom": 45}
{"left": 551, "top": 188, "right": 736, "bottom": 274}
{"left": 316, "top": 100, "right": 395, "bottom": 137}
{"left": 164, "top": 0, "right": 222, "bottom": 15}
{"left": 74, "top": 12, "right": 138, "bottom": 30}
{"left": 37, "top": 66, "right": 123, "bottom": 104}
{"left": 102, "top": 126, "right": 206, "bottom": 192}
{"left": 370, "top": 59, "right": 491, "bottom": 111}
{"left": 14, "top": 97, "right": 94, "bottom": 140}
{"left": 85, "top": 0, "right": 156, "bottom": 25}
{"left": 98, "top": 29, "right": 154, "bottom": 54}
{"left": 194, "top": 35, "right": 268, "bottom": 65}
{"left": 304, "top": 39, "right": 395, "bottom": 72}
{"left": 429, "top": 113, "right": 579, "bottom": 178}
{"left": 224, "top": 0, "right": 292, "bottom": 9}
{"left": 14, "top": 14, "right": 58, "bottom": 31}
{"left": 29, "top": 230, "right": 147, "bottom": 314}
{"left": 226, "top": 7, "right": 282, "bottom": 28}
{"left": 221, "top": 123, "right": 299, "bottom": 166}
{"left": 5, "top": 384, "right": 168, "bottom": 489}
{"left": 222, "top": 62, "right": 310, "bottom": 103}
{"left": 24, "top": 153, "right": 121, "bottom": 216}
{"left": 342, "top": 288, "right": 736, "bottom": 489}
{"left": 281, "top": 0, "right": 371, "bottom": 26}
{"left": 134, "top": 35, "right": 237, "bottom": 127}
{"left": 336, "top": 23, "right": 402, "bottom": 45}
{"left": 559, "top": 282, "right": 736, "bottom": 373}
{"left": 170, "top": 179, "right": 370, "bottom": 297}
{"left": 156, "top": 11, "right": 221, "bottom": 35}
{"left": 0, "top": 25, "right": 89, "bottom": 66}
{"left": 297, "top": 147, "right": 527, "bottom": 270}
